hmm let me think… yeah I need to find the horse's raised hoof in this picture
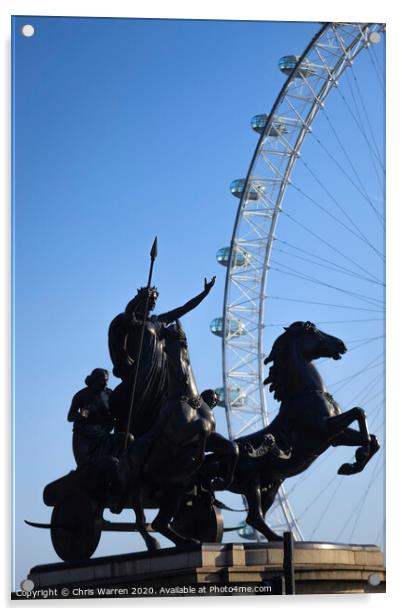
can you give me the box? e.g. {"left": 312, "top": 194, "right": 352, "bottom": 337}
{"left": 337, "top": 463, "right": 355, "bottom": 475}
{"left": 337, "top": 462, "right": 365, "bottom": 475}
{"left": 338, "top": 438, "right": 380, "bottom": 476}
{"left": 370, "top": 436, "right": 380, "bottom": 454}
{"left": 363, "top": 436, "right": 380, "bottom": 460}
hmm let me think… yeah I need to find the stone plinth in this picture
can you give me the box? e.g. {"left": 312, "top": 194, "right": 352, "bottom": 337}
{"left": 28, "top": 542, "right": 385, "bottom": 595}
{"left": 243, "top": 542, "right": 385, "bottom": 593}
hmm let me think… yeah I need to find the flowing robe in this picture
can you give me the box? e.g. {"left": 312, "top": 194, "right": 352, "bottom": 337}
{"left": 109, "top": 288, "right": 209, "bottom": 436}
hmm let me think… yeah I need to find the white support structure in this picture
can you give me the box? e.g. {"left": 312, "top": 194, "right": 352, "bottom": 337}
{"left": 219, "top": 22, "right": 385, "bottom": 541}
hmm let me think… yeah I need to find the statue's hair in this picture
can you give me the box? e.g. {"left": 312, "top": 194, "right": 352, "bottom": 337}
{"left": 264, "top": 333, "right": 289, "bottom": 401}
{"left": 164, "top": 319, "right": 186, "bottom": 341}
{"left": 136, "top": 286, "right": 159, "bottom": 297}
{"left": 124, "top": 286, "right": 159, "bottom": 317}
{"left": 85, "top": 368, "right": 109, "bottom": 387}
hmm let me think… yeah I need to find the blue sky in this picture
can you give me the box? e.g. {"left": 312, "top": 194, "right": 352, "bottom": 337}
{"left": 12, "top": 15, "right": 385, "bottom": 590}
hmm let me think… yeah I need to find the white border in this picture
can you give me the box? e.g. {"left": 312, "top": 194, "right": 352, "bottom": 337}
{"left": 2, "top": 1, "right": 400, "bottom": 613}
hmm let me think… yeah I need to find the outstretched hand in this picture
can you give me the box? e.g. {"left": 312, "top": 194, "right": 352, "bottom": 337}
{"left": 204, "top": 276, "right": 216, "bottom": 294}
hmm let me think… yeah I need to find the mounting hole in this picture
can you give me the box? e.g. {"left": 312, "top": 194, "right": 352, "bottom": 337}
{"left": 368, "top": 32, "right": 381, "bottom": 44}
{"left": 368, "top": 573, "right": 381, "bottom": 586}
{"left": 21, "top": 24, "right": 35, "bottom": 37}
{"left": 20, "top": 578, "right": 35, "bottom": 591}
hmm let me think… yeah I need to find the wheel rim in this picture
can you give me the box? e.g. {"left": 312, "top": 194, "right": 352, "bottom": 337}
{"left": 172, "top": 499, "right": 224, "bottom": 543}
{"left": 50, "top": 491, "right": 103, "bottom": 561}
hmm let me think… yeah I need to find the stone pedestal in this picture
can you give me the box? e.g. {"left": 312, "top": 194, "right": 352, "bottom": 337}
{"left": 243, "top": 541, "right": 385, "bottom": 593}
{"left": 27, "top": 541, "right": 385, "bottom": 596}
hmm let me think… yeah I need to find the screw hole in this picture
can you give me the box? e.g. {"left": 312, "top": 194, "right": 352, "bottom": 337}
{"left": 21, "top": 24, "right": 35, "bottom": 37}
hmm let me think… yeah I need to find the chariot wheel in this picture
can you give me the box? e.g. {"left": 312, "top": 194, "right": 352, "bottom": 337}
{"left": 213, "top": 22, "right": 385, "bottom": 545}
{"left": 50, "top": 490, "right": 103, "bottom": 561}
{"left": 171, "top": 497, "right": 224, "bottom": 543}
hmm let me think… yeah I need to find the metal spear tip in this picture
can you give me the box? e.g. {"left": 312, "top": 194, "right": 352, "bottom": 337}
{"left": 150, "top": 236, "right": 158, "bottom": 259}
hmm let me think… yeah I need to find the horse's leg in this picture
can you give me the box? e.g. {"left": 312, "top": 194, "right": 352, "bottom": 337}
{"left": 132, "top": 490, "right": 161, "bottom": 552}
{"left": 331, "top": 426, "right": 367, "bottom": 447}
{"left": 245, "top": 481, "right": 283, "bottom": 542}
{"left": 324, "top": 408, "right": 378, "bottom": 475}
{"left": 170, "top": 417, "right": 205, "bottom": 443}
{"left": 325, "top": 407, "right": 370, "bottom": 444}
{"left": 112, "top": 435, "right": 152, "bottom": 514}
{"left": 162, "top": 422, "right": 209, "bottom": 478}
{"left": 261, "top": 480, "right": 282, "bottom": 518}
{"left": 331, "top": 428, "right": 380, "bottom": 475}
{"left": 331, "top": 427, "right": 380, "bottom": 450}
{"left": 205, "top": 432, "right": 239, "bottom": 490}
{"left": 151, "top": 484, "right": 199, "bottom": 549}
{"left": 167, "top": 410, "right": 209, "bottom": 467}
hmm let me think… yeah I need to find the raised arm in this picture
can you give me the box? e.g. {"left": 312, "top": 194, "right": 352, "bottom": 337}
{"left": 157, "top": 277, "right": 216, "bottom": 324}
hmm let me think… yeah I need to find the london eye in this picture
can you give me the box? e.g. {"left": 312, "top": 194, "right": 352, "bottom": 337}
{"left": 211, "top": 22, "right": 385, "bottom": 545}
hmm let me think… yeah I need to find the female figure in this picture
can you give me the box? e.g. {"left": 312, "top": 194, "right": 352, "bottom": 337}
{"left": 67, "top": 368, "right": 115, "bottom": 467}
{"left": 108, "top": 277, "right": 215, "bottom": 436}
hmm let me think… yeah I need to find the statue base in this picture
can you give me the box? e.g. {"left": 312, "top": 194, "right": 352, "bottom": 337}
{"left": 26, "top": 542, "right": 385, "bottom": 597}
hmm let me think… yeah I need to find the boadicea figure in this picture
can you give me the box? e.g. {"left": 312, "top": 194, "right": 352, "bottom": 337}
{"left": 67, "top": 368, "right": 117, "bottom": 466}
{"left": 108, "top": 276, "right": 216, "bottom": 437}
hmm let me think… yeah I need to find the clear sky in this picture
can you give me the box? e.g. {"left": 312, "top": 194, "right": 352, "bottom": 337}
{"left": 12, "top": 14, "right": 385, "bottom": 590}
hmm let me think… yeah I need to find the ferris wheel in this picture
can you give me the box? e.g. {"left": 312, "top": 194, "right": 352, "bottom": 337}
{"left": 211, "top": 23, "right": 385, "bottom": 544}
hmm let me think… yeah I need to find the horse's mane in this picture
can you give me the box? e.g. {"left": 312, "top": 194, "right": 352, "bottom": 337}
{"left": 264, "top": 332, "right": 292, "bottom": 401}
{"left": 163, "top": 320, "right": 187, "bottom": 348}
{"left": 264, "top": 322, "right": 308, "bottom": 401}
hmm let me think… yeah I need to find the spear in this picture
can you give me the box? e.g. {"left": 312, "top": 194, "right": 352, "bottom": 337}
{"left": 123, "top": 236, "right": 158, "bottom": 449}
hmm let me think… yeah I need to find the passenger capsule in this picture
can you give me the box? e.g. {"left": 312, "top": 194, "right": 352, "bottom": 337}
{"left": 216, "top": 246, "right": 250, "bottom": 268}
{"left": 237, "top": 521, "right": 259, "bottom": 540}
{"left": 210, "top": 317, "right": 246, "bottom": 337}
{"left": 230, "top": 178, "right": 264, "bottom": 200}
{"left": 250, "top": 114, "right": 288, "bottom": 136}
{"left": 278, "top": 55, "right": 315, "bottom": 77}
{"left": 214, "top": 387, "right": 248, "bottom": 408}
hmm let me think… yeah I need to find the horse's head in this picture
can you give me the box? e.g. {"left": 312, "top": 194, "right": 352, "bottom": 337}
{"left": 265, "top": 321, "right": 347, "bottom": 364}
{"left": 163, "top": 320, "right": 188, "bottom": 354}
{"left": 264, "top": 322, "right": 347, "bottom": 400}
{"left": 163, "top": 320, "right": 199, "bottom": 397}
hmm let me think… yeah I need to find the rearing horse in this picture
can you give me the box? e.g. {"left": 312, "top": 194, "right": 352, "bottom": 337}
{"left": 203, "top": 321, "right": 380, "bottom": 542}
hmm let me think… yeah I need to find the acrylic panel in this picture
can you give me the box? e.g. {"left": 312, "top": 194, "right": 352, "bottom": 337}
{"left": 11, "top": 15, "right": 385, "bottom": 598}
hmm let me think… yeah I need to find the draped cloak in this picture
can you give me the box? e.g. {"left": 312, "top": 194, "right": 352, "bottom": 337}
{"left": 109, "top": 288, "right": 209, "bottom": 436}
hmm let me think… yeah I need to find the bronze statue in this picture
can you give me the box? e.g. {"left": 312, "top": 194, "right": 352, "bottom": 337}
{"left": 34, "top": 241, "right": 381, "bottom": 562}
{"left": 108, "top": 276, "right": 216, "bottom": 437}
{"left": 67, "top": 368, "right": 116, "bottom": 466}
